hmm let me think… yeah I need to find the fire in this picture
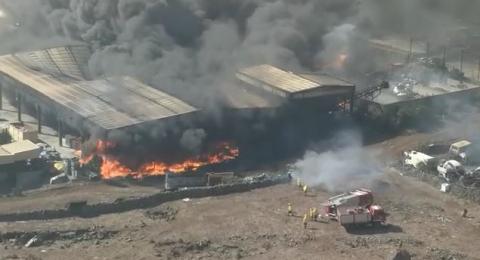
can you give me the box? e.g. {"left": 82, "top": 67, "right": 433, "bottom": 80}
{"left": 79, "top": 140, "right": 240, "bottom": 179}
{"left": 334, "top": 53, "right": 348, "bottom": 69}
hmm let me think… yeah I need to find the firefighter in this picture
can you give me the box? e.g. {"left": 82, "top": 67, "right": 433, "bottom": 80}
{"left": 312, "top": 207, "right": 318, "bottom": 221}
{"left": 288, "top": 203, "right": 293, "bottom": 216}
{"left": 296, "top": 178, "right": 302, "bottom": 188}
{"left": 303, "top": 213, "right": 308, "bottom": 229}
{"left": 303, "top": 185, "right": 308, "bottom": 195}
{"left": 309, "top": 208, "right": 315, "bottom": 220}
{"left": 462, "top": 208, "right": 468, "bottom": 218}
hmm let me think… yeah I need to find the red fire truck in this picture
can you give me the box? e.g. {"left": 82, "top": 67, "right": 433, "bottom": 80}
{"left": 323, "top": 189, "right": 387, "bottom": 226}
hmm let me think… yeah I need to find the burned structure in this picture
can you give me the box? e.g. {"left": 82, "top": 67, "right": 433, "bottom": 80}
{"left": 235, "top": 64, "right": 355, "bottom": 113}
{"left": 206, "top": 64, "right": 357, "bottom": 163}
{"left": 0, "top": 44, "right": 358, "bottom": 180}
{"left": 0, "top": 45, "right": 198, "bottom": 145}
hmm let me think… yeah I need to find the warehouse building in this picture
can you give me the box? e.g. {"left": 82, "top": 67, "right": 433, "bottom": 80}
{"left": 366, "top": 79, "right": 480, "bottom": 106}
{"left": 235, "top": 64, "right": 356, "bottom": 113}
{"left": 0, "top": 45, "right": 198, "bottom": 144}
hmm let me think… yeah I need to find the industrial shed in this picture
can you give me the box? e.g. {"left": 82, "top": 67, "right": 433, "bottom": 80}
{"left": 362, "top": 78, "right": 480, "bottom": 108}
{"left": 0, "top": 45, "right": 198, "bottom": 137}
{"left": 235, "top": 64, "right": 355, "bottom": 112}
{"left": 0, "top": 140, "right": 41, "bottom": 165}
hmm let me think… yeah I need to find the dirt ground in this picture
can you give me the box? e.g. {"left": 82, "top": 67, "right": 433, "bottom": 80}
{"left": 0, "top": 169, "right": 479, "bottom": 260}
{"left": 1, "top": 123, "right": 480, "bottom": 259}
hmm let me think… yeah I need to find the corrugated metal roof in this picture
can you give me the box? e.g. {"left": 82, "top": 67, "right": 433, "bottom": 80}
{"left": 367, "top": 79, "right": 480, "bottom": 106}
{"left": 220, "top": 82, "right": 283, "bottom": 109}
{"left": 236, "top": 65, "right": 355, "bottom": 99}
{"left": 15, "top": 45, "right": 91, "bottom": 80}
{"left": 0, "top": 140, "right": 41, "bottom": 165}
{"left": 2, "top": 140, "right": 40, "bottom": 155}
{"left": 237, "top": 64, "right": 320, "bottom": 94}
{"left": 298, "top": 73, "right": 354, "bottom": 87}
{"left": 0, "top": 47, "right": 197, "bottom": 130}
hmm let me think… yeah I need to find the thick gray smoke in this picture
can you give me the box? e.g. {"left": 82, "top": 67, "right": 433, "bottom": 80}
{"left": 180, "top": 128, "right": 206, "bottom": 153}
{"left": 0, "top": 0, "right": 360, "bottom": 109}
{"left": 0, "top": 0, "right": 478, "bottom": 109}
{"left": 358, "top": 0, "right": 480, "bottom": 44}
{"left": 316, "top": 23, "right": 374, "bottom": 83}
{"left": 294, "top": 131, "right": 382, "bottom": 192}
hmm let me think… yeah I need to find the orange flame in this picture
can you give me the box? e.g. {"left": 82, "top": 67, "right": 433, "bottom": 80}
{"left": 334, "top": 53, "right": 348, "bottom": 69}
{"left": 79, "top": 141, "right": 239, "bottom": 179}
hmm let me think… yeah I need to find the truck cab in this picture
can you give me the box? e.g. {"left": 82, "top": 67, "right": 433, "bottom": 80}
{"left": 449, "top": 140, "right": 472, "bottom": 162}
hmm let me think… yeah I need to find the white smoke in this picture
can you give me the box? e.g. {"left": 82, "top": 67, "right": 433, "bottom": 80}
{"left": 294, "top": 131, "right": 382, "bottom": 192}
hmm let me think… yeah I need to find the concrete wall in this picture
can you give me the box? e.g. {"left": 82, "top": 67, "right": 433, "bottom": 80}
{"left": 0, "top": 175, "right": 290, "bottom": 222}
{"left": 164, "top": 173, "right": 206, "bottom": 190}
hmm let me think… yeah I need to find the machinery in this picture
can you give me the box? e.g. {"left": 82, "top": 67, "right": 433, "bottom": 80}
{"left": 323, "top": 189, "right": 387, "bottom": 227}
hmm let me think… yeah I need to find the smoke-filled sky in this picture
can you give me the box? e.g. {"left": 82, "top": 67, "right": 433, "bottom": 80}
{"left": 0, "top": 0, "right": 478, "bottom": 108}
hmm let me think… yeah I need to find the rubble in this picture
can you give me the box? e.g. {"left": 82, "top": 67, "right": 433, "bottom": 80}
{"left": 390, "top": 249, "right": 411, "bottom": 260}
{"left": 243, "top": 173, "right": 267, "bottom": 183}
{"left": 392, "top": 77, "right": 417, "bottom": 97}
{"left": 403, "top": 150, "right": 435, "bottom": 169}
{"left": 144, "top": 206, "right": 178, "bottom": 222}
{"left": 154, "top": 238, "right": 249, "bottom": 259}
{"left": 440, "top": 183, "right": 451, "bottom": 193}
{"left": 425, "top": 247, "right": 468, "bottom": 260}
{"left": 0, "top": 228, "right": 118, "bottom": 248}
{"left": 24, "top": 235, "right": 41, "bottom": 248}
{"left": 398, "top": 140, "right": 480, "bottom": 203}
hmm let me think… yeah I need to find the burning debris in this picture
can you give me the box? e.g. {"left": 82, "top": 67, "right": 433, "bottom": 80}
{"left": 79, "top": 140, "right": 239, "bottom": 179}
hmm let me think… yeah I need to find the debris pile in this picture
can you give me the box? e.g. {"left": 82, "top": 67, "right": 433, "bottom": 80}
{"left": 0, "top": 227, "right": 118, "bottom": 249}
{"left": 400, "top": 140, "right": 480, "bottom": 202}
{"left": 144, "top": 206, "right": 178, "bottom": 222}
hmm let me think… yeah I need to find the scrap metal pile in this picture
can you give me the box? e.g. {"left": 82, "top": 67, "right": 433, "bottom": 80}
{"left": 403, "top": 140, "right": 480, "bottom": 188}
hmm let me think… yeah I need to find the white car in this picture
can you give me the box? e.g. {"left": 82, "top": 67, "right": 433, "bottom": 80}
{"left": 437, "top": 160, "right": 465, "bottom": 182}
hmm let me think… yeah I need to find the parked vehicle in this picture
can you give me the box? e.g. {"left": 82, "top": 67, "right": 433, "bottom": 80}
{"left": 449, "top": 140, "right": 471, "bottom": 162}
{"left": 437, "top": 160, "right": 465, "bottom": 182}
{"left": 336, "top": 205, "right": 387, "bottom": 226}
{"left": 323, "top": 189, "right": 387, "bottom": 228}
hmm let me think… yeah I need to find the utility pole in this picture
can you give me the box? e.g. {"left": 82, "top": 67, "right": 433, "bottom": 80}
{"left": 426, "top": 41, "right": 430, "bottom": 58}
{"left": 407, "top": 38, "right": 413, "bottom": 64}
{"left": 0, "top": 83, "right": 3, "bottom": 110}
{"left": 460, "top": 49, "right": 464, "bottom": 73}
{"left": 16, "top": 93, "right": 22, "bottom": 122}
{"left": 477, "top": 56, "right": 480, "bottom": 81}
{"left": 36, "top": 104, "right": 42, "bottom": 133}
{"left": 442, "top": 46, "right": 447, "bottom": 67}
